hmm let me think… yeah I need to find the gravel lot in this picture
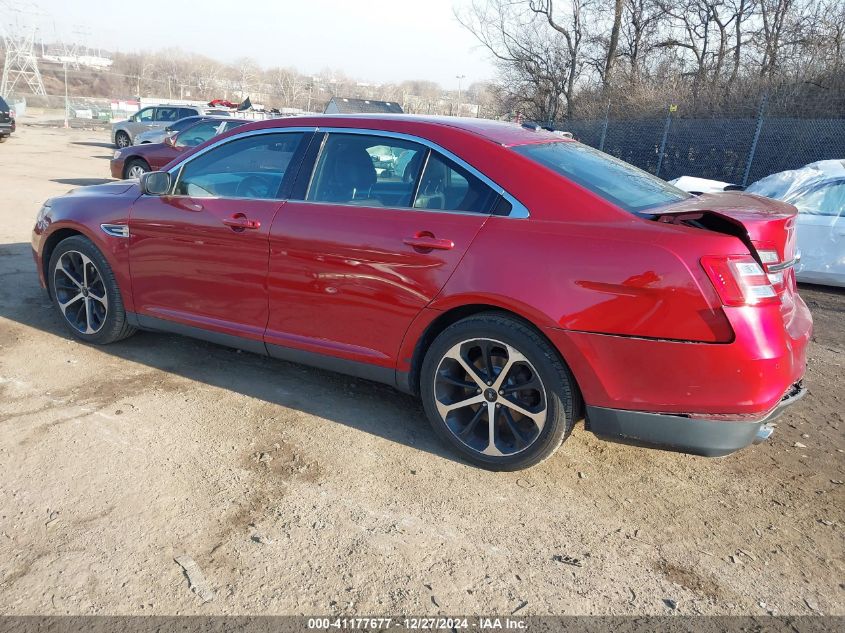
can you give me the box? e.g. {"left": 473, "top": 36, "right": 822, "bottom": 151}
{"left": 0, "top": 124, "right": 843, "bottom": 616}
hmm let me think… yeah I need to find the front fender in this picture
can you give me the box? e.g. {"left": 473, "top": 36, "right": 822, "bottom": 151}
{"left": 33, "top": 198, "right": 136, "bottom": 313}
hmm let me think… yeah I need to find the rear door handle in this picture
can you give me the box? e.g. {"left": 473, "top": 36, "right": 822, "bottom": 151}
{"left": 222, "top": 214, "right": 261, "bottom": 230}
{"left": 403, "top": 235, "right": 454, "bottom": 251}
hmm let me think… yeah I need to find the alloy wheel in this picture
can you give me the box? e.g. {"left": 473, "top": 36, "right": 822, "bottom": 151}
{"left": 127, "top": 163, "right": 147, "bottom": 178}
{"left": 433, "top": 338, "right": 547, "bottom": 457}
{"left": 53, "top": 250, "right": 109, "bottom": 335}
{"left": 116, "top": 134, "right": 130, "bottom": 148}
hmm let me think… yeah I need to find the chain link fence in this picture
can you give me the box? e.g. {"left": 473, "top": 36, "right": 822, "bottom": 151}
{"left": 561, "top": 99, "right": 845, "bottom": 186}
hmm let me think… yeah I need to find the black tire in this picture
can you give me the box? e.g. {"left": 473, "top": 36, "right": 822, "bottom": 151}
{"left": 123, "top": 158, "right": 150, "bottom": 179}
{"left": 0, "top": 135, "right": 8, "bottom": 143}
{"left": 114, "top": 131, "right": 131, "bottom": 148}
{"left": 420, "top": 313, "right": 580, "bottom": 471}
{"left": 48, "top": 235, "right": 136, "bottom": 345}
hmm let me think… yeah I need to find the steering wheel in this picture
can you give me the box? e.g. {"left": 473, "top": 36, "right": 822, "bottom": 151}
{"left": 236, "top": 175, "right": 271, "bottom": 198}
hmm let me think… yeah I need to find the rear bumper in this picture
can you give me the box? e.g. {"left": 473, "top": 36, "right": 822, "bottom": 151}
{"left": 587, "top": 381, "right": 806, "bottom": 457}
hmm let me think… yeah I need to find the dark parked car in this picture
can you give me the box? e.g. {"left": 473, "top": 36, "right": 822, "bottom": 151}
{"left": 0, "top": 95, "right": 16, "bottom": 142}
{"left": 111, "top": 118, "right": 248, "bottom": 178}
{"left": 34, "top": 115, "right": 810, "bottom": 470}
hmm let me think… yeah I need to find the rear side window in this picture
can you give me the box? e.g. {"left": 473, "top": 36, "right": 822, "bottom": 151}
{"left": 413, "top": 152, "right": 499, "bottom": 212}
{"left": 514, "top": 141, "right": 690, "bottom": 213}
{"left": 179, "top": 108, "right": 197, "bottom": 119}
{"left": 156, "top": 107, "right": 180, "bottom": 122}
{"left": 175, "top": 132, "right": 304, "bottom": 199}
{"left": 305, "top": 132, "right": 499, "bottom": 213}
{"left": 306, "top": 133, "right": 427, "bottom": 207}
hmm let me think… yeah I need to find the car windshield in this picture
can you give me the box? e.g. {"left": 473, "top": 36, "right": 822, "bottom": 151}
{"left": 514, "top": 141, "right": 690, "bottom": 214}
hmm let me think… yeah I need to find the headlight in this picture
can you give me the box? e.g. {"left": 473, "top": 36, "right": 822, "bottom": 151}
{"left": 36, "top": 200, "right": 52, "bottom": 223}
{"left": 113, "top": 149, "right": 122, "bottom": 159}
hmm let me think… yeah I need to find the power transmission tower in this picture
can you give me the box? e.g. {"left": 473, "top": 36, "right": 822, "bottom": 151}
{"left": 0, "top": 1, "right": 47, "bottom": 96}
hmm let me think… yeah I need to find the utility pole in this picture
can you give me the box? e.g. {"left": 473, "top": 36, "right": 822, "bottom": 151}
{"left": 63, "top": 61, "right": 69, "bottom": 128}
{"left": 455, "top": 74, "right": 466, "bottom": 117}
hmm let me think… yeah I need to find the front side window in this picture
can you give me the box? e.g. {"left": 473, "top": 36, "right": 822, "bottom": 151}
{"left": 514, "top": 141, "right": 690, "bottom": 214}
{"left": 791, "top": 182, "right": 845, "bottom": 217}
{"left": 174, "top": 132, "right": 305, "bottom": 199}
{"left": 413, "top": 152, "right": 499, "bottom": 212}
{"left": 136, "top": 107, "right": 154, "bottom": 122}
{"left": 307, "top": 133, "right": 426, "bottom": 207}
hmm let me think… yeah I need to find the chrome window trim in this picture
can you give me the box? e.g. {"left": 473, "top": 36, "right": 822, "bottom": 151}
{"left": 162, "top": 125, "right": 529, "bottom": 218}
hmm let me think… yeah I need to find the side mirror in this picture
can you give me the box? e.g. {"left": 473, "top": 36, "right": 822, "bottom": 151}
{"left": 165, "top": 135, "right": 177, "bottom": 147}
{"left": 140, "top": 171, "right": 171, "bottom": 195}
{"left": 128, "top": 114, "right": 137, "bottom": 122}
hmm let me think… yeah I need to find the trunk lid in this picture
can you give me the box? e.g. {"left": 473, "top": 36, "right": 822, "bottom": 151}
{"left": 648, "top": 191, "right": 800, "bottom": 312}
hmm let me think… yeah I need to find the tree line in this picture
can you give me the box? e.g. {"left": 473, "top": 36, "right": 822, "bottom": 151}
{"left": 456, "top": 0, "right": 845, "bottom": 121}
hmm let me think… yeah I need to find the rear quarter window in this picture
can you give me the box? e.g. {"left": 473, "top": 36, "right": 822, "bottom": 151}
{"left": 514, "top": 141, "right": 690, "bottom": 214}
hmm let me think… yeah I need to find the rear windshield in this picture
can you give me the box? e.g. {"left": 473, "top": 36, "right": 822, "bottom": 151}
{"left": 514, "top": 141, "right": 690, "bottom": 213}
{"left": 0, "top": 96, "right": 8, "bottom": 111}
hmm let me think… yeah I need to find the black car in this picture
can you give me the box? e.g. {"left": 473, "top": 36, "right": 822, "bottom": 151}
{"left": 0, "top": 95, "right": 15, "bottom": 142}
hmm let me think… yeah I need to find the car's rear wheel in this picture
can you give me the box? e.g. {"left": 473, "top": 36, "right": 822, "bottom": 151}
{"left": 124, "top": 158, "right": 150, "bottom": 179}
{"left": 420, "top": 313, "right": 579, "bottom": 470}
{"left": 48, "top": 236, "right": 136, "bottom": 345}
{"left": 115, "top": 131, "right": 130, "bottom": 148}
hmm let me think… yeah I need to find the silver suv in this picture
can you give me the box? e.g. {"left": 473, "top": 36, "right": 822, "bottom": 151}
{"left": 112, "top": 105, "right": 216, "bottom": 148}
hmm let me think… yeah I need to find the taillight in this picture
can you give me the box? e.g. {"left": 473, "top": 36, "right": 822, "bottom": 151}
{"left": 701, "top": 255, "right": 779, "bottom": 307}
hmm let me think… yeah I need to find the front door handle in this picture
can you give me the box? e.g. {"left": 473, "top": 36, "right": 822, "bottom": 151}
{"left": 222, "top": 214, "right": 261, "bottom": 230}
{"left": 403, "top": 234, "right": 454, "bottom": 251}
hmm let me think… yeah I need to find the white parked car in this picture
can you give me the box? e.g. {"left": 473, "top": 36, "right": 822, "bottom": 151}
{"left": 671, "top": 161, "right": 845, "bottom": 287}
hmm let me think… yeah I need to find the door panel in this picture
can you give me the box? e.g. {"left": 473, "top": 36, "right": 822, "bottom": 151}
{"left": 130, "top": 195, "right": 283, "bottom": 342}
{"left": 266, "top": 202, "right": 487, "bottom": 366}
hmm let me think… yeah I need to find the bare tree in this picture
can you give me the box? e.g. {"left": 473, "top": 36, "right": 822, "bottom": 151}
{"left": 456, "top": 0, "right": 588, "bottom": 120}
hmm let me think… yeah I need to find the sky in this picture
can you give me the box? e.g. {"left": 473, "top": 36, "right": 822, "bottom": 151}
{"left": 24, "top": 0, "right": 497, "bottom": 87}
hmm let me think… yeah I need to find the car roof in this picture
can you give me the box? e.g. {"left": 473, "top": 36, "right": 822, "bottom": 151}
{"left": 248, "top": 114, "right": 568, "bottom": 147}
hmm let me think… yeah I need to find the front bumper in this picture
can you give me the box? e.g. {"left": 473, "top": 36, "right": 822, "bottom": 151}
{"left": 109, "top": 158, "right": 125, "bottom": 179}
{"left": 587, "top": 381, "right": 806, "bottom": 457}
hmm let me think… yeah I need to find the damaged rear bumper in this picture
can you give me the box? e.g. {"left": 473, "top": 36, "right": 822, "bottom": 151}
{"left": 586, "top": 381, "right": 806, "bottom": 457}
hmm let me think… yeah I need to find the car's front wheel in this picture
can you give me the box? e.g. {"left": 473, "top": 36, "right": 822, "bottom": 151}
{"left": 48, "top": 235, "right": 136, "bottom": 345}
{"left": 420, "top": 313, "right": 580, "bottom": 470}
{"left": 124, "top": 158, "right": 150, "bottom": 179}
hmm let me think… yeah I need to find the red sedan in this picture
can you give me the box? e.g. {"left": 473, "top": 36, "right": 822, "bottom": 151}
{"left": 110, "top": 118, "right": 248, "bottom": 179}
{"left": 33, "top": 115, "right": 810, "bottom": 470}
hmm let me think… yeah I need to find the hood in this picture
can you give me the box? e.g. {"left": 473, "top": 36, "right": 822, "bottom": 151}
{"left": 65, "top": 181, "right": 139, "bottom": 197}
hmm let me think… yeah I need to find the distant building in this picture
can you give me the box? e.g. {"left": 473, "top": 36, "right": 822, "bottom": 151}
{"left": 324, "top": 97, "right": 403, "bottom": 115}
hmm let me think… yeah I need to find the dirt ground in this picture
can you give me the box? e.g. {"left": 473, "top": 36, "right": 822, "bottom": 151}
{"left": 0, "top": 123, "right": 842, "bottom": 617}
